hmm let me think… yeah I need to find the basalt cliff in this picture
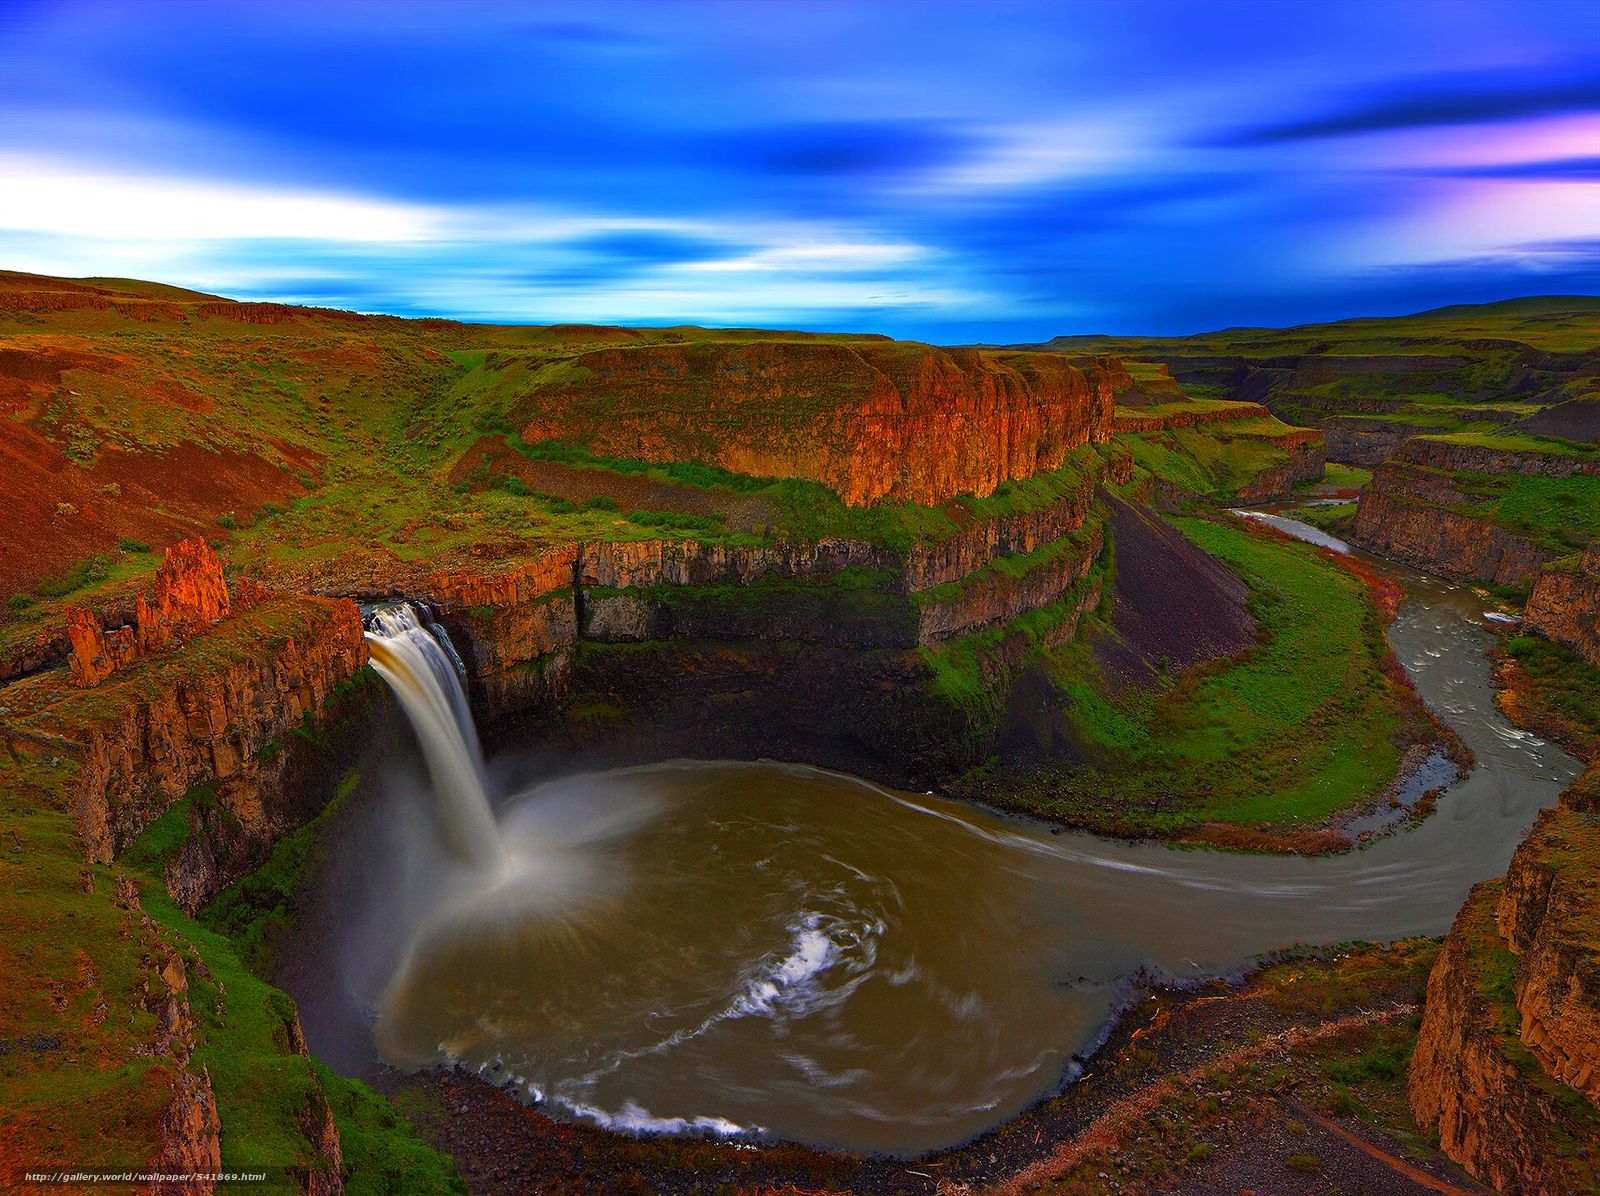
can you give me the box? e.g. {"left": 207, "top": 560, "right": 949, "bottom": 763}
{"left": 1526, "top": 543, "right": 1600, "bottom": 666}
{"left": 516, "top": 341, "right": 1122, "bottom": 506}
{"left": 1351, "top": 437, "right": 1596, "bottom": 590}
{"left": 1410, "top": 766, "right": 1600, "bottom": 1195}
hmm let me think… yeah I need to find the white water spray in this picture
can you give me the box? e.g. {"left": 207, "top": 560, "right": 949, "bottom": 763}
{"left": 364, "top": 603, "right": 503, "bottom": 867}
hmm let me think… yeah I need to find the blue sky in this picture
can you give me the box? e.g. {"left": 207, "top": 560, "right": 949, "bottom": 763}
{"left": 2, "top": 0, "right": 1597, "bottom": 340}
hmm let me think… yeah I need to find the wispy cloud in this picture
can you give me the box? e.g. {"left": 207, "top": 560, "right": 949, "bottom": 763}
{"left": 1219, "top": 70, "right": 1600, "bottom": 145}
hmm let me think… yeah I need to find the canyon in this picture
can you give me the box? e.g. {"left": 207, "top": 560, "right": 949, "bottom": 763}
{"left": 0, "top": 275, "right": 1595, "bottom": 1195}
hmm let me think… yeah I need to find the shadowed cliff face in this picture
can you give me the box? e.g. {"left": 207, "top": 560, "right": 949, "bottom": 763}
{"left": 1526, "top": 544, "right": 1600, "bottom": 667}
{"left": 516, "top": 342, "right": 1120, "bottom": 506}
{"left": 1354, "top": 437, "right": 1597, "bottom": 590}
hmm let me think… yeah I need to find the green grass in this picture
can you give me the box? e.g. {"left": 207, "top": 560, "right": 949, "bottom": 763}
{"left": 1505, "top": 635, "right": 1600, "bottom": 741}
{"left": 108, "top": 762, "right": 464, "bottom": 1190}
{"left": 1318, "top": 463, "right": 1372, "bottom": 491}
{"left": 31, "top": 552, "right": 112, "bottom": 597}
{"left": 1489, "top": 477, "right": 1600, "bottom": 550}
{"left": 136, "top": 879, "right": 461, "bottom": 1190}
{"left": 1121, "top": 424, "right": 1296, "bottom": 501}
{"left": 200, "top": 771, "right": 361, "bottom": 974}
{"left": 1423, "top": 429, "right": 1598, "bottom": 459}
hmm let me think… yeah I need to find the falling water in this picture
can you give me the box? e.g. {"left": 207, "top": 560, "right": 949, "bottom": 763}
{"left": 363, "top": 603, "right": 503, "bottom": 868}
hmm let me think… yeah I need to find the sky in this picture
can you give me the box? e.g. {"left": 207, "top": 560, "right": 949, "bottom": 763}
{"left": 1, "top": 0, "right": 1597, "bottom": 341}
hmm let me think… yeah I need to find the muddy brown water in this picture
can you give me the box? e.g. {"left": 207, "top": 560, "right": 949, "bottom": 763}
{"left": 325, "top": 515, "right": 1580, "bottom": 1156}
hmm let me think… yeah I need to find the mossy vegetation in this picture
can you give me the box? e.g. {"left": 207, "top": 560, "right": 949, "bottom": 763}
{"left": 1502, "top": 634, "right": 1600, "bottom": 746}
{"left": 134, "top": 860, "right": 463, "bottom": 1191}
{"left": 1121, "top": 423, "right": 1301, "bottom": 502}
{"left": 200, "top": 770, "right": 361, "bottom": 974}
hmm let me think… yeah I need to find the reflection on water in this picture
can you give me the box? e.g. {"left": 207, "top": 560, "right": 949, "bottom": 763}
{"left": 331, "top": 515, "right": 1580, "bottom": 1156}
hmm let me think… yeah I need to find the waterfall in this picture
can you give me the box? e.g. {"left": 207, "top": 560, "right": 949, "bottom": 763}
{"left": 364, "top": 603, "right": 503, "bottom": 868}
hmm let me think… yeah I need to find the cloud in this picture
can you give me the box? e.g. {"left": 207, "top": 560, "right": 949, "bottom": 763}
{"left": 677, "top": 241, "right": 928, "bottom": 273}
{"left": 1221, "top": 73, "right": 1600, "bottom": 145}
{"left": 0, "top": 154, "right": 442, "bottom": 242}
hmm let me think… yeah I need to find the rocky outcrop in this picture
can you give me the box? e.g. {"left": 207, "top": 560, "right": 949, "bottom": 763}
{"left": 915, "top": 523, "right": 1103, "bottom": 642}
{"left": 1525, "top": 544, "right": 1600, "bottom": 666}
{"left": 903, "top": 476, "right": 1097, "bottom": 590}
{"left": 515, "top": 342, "right": 1119, "bottom": 506}
{"left": 4, "top": 593, "right": 367, "bottom": 874}
{"left": 1409, "top": 766, "right": 1600, "bottom": 1195}
{"left": 66, "top": 538, "right": 234, "bottom": 686}
{"left": 1496, "top": 792, "right": 1600, "bottom": 1104}
{"left": 1235, "top": 432, "right": 1325, "bottom": 502}
{"left": 142, "top": 926, "right": 223, "bottom": 1195}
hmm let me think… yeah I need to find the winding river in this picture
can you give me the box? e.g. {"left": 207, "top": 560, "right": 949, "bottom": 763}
{"left": 322, "top": 515, "right": 1580, "bottom": 1156}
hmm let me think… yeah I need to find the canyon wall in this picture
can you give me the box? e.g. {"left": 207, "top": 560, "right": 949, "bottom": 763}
{"left": 1353, "top": 486, "right": 1551, "bottom": 589}
{"left": 363, "top": 473, "right": 1123, "bottom": 785}
{"left": 1409, "top": 767, "right": 1600, "bottom": 1195}
{"left": 514, "top": 342, "right": 1120, "bottom": 506}
{"left": 0, "top": 566, "right": 370, "bottom": 1193}
{"left": 1353, "top": 438, "right": 1570, "bottom": 589}
{"left": 1525, "top": 543, "right": 1600, "bottom": 666}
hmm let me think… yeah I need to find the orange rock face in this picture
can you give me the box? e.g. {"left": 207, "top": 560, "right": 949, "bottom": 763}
{"left": 66, "top": 537, "right": 233, "bottom": 687}
{"left": 517, "top": 342, "right": 1118, "bottom": 506}
{"left": 49, "top": 596, "right": 369, "bottom": 869}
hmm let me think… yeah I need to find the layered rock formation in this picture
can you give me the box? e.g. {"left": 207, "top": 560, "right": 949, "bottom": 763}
{"left": 1409, "top": 768, "right": 1600, "bottom": 1195}
{"left": 10, "top": 595, "right": 368, "bottom": 874}
{"left": 1353, "top": 438, "right": 1582, "bottom": 588}
{"left": 1525, "top": 543, "right": 1600, "bottom": 666}
{"left": 1234, "top": 431, "right": 1325, "bottom": 502}
{"left": 515, "top": 342, "right": 1120, "bottom": 506}
{"left": 1354, "top": 486, "right": 1551, "bottom": 590}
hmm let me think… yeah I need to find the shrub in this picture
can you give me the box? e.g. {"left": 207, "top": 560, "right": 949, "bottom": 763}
{"left": 496, "top": 475, "right": 532, "bottom": 497}
{"left": 1284, "top": 1152, "right": 1321, "bottom": 1174}
{"left": 34, "top": 554, "right": 111, "bottom": 598}
{"left": 217, "top": 512, "right": 238, "bottom": 530}
{"left": 118, "top": 537, "right": 152, "bottom": 553}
